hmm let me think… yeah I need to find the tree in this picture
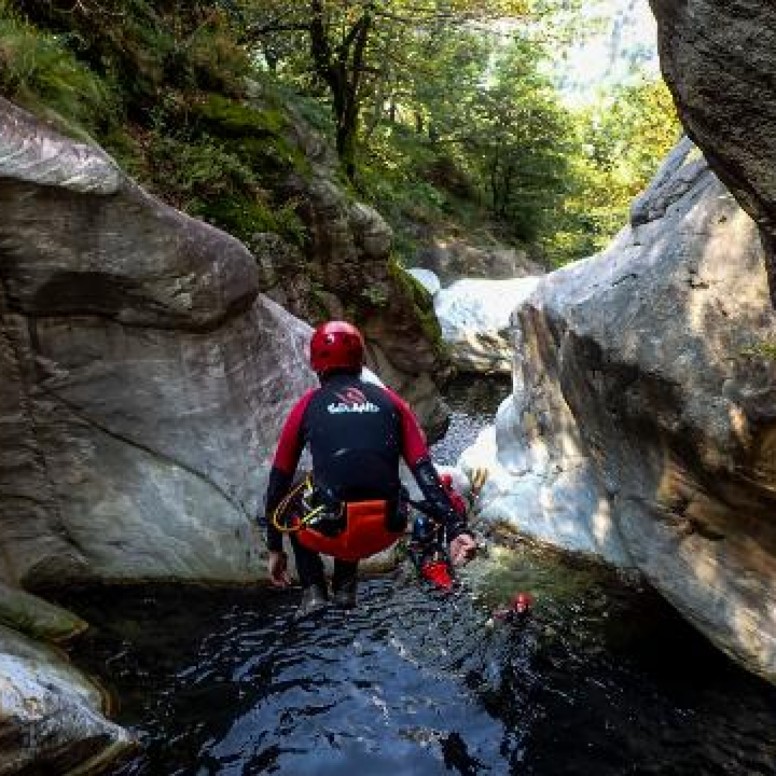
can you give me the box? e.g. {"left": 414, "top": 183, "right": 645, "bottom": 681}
{"left": 544, "top": 74, "right": 682, "bottom": 264}
{"left": 240, "top": 0, "right": 532, "bottom": 178}
{"left": 463, "top": 38, "right": 573, "bottom": 239}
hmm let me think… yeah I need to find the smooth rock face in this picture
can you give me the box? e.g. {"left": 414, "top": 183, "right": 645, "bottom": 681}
{"left": 407, "top": 268, "right": 441, "bottom": 298}
{"left": 0, "top": 624, "right": 133, "bottom": 776}
{"left": 464, "top": 140, "right": 776, "bottom": 681}
{"left": 649, "top": 0, "right": 776, "bottom": 296}
{"left": 413, "top": 238, "right": 543, "bottom": 285}
{"left": 434, "top": 277, "right": 541, "bottom": 374}
{"left": 0, "top": 97, "right": 316, "bottom": 587}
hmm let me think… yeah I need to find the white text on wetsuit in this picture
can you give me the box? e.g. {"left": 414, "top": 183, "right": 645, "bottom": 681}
{"left": 327, "top": 388, "right": 380, "bottom": 414}
{"left": 327, "top": 400, "right": 380, "bottom": 414}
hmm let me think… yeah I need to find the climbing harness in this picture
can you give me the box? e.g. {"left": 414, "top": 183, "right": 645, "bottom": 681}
{"left": 270, "top": 475, "right": 326, "bottom": 533}
{"left": 271, "top": 475, "right": 406, "bottom": 562}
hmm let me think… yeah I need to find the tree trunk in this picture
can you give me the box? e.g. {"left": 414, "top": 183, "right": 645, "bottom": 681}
{"left": 308, "top": 0, "right": 373, "bottom": 180}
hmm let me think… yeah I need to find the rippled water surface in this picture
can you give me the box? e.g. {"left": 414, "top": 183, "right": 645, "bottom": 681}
{"left": 59, "top": 377, "right": 776, "bottom": 775}
{"left": 64, "top": 553, "right": 776, "bottom": 776}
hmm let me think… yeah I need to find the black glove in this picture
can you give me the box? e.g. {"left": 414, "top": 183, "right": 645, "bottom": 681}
{"left": 262, "top": 467, "right": 294, "bottom": 552}
{"left": 411, "top": 458, "right": 470, "bottom": 542}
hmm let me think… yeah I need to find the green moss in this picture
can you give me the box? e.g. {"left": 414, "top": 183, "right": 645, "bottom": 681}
{"left": 198, "top": 196, "right": 306, "bottom": 248}
{"left": 194, "top": 93, "right": 284, "bottom": 136}
{"left": 741, "top": 340, "right": 776, "bottom": 361}
{"left": 191, "top": 94, "right": 310, "bottom": 177}
{"left": 387, "top": 256, "right": 449, "bottom": 360}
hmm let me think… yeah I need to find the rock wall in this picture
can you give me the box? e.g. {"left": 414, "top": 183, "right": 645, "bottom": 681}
{"left": 649, "top": 0, "right": 776, "bottom": 298}
{"left": 432, "top": 276, "right": 541, "bottom": 375}
{"left": 252, "top": 97, "right": 451, "bottom": 438}
{"left": 0, "top": 96, "right": 316, "bottom": 588}
{"left": 0, "top": 622, "right": 132, "bottom": 776}
{"left": 463, "top": 139, "right": 776, "bottom": 682}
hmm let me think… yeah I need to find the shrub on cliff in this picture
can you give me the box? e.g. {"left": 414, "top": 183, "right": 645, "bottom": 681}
{"left": 0, "top": 1, "right": 306, "bottom": 247}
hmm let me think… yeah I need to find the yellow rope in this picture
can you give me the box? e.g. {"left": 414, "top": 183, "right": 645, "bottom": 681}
{"left": 270, "top": 476, "right": 331, "bottom": 533}
{"left": 271, "top": 476, "right": 309, "bottom": 533}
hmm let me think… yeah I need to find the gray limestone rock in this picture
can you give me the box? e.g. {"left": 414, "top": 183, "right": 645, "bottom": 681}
{"left": 0, "top": 624, "right": 133, "bottom": 776}
{"left": 0, "top": 96, "right": 317, "bottom": 588}
{"left": 649, "top": 0, "right": 776, "bottom": 298}
{"left": 414, "top": 239, "right": 542, "bottom": 285}
{"left": 434, "top": 276, "right": 541, "bottom": 375}
{"left": 464, "top": 140, "right": 776, "bottom": 682}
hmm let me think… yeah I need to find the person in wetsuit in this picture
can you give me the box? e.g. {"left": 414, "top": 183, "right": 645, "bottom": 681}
{"left": 262, "top": 320, "right": 477, "bottom": 615}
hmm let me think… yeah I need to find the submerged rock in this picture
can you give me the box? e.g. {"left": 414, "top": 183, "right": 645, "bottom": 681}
{"left": 463, "top": 140, "right": 776, "bottom": 682}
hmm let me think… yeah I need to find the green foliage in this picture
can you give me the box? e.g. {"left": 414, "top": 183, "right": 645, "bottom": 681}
{"left": 2, "top": 1, "right": 309, "bottom": 247}
{"left": 139, "top": 109, "right": 307, "bottom": 245}
{"left": 542, "top": 75, "right": 682, "bottom": 265}
{"left": 11, "top": 0, "right": 251, "bottom": 108}
{"left": 191, "top": 93, "right": 309, "bottom": 175}
{"left": 0, "top": 7, "right": 115, "bottom": 138}
{"left": 0, "top": 0, "right": 682, "bottom": 275}
{"left": 238, "top": 0, "right": 536, "bottom": 176}
{"left": 590, "top": 77, "right": 681, "bottom": 188}
{"left": 360, "top": 285, "right": 389, "bottom": 307}
{"left": 464, "top": 39, "right": 574, "bottom": 242}
{"left": 353, "top": 28, "right": 579, "bottom": 258}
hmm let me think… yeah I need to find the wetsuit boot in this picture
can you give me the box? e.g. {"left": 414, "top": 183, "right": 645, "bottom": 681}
{"left": 332, "top": 561, "right": 358, "bottom": 608}
{"left": 290, "top": 536, "right": 329, "bottom": 618}
{"left": 296, "top": 583, "right": 328, "bottom": 618}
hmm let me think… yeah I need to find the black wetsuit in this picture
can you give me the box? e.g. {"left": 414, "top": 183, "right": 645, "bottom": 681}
{"left": 262, "top": 371, "right": 466, "bottom": 590}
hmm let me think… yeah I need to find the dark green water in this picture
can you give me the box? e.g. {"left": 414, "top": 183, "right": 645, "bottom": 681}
{"left": 58, "top": 376, "right": 776, "bottom": 775}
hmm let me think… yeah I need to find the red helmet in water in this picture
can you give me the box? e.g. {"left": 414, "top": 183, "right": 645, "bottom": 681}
{"left": 310, "top": 321, "right": 365, "bottom": 374}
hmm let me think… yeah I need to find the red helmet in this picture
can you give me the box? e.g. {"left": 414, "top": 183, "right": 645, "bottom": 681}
{"left": 310, "top": 321, "right": 365, "bottom": 374}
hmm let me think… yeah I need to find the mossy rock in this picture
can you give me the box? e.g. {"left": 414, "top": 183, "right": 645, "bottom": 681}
{"left": 0, "top": 583, "right": 87, "bottom": 644}
{"left": 388, "top": 256, "right": 449, "bottom": 359}
{"left": 194, "top": 94, "right": 284, "bottom": 137}
{"left": 191, "top": 94, "right": 310, "bottom": 176}
{"left": 198, "top": 196, "right": 306, "bottom": 247}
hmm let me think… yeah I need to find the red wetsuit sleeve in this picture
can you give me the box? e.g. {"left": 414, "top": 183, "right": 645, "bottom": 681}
{"left": 382, "top": 387, "right": 430, "bottom": 467}
{"left": 272, "top": 389, "right": 316, "bottom": 475}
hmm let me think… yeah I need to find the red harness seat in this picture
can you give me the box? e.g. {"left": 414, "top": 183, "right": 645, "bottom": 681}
{"left": 295, "top": 500, "right": 403, "bottom": 562}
